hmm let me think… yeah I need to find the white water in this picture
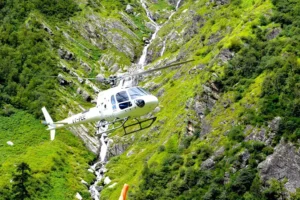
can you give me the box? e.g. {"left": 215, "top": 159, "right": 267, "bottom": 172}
{"left": 89, "top": 133, "right": 110, "bottom": 200}
{"left": 138, "top": 0, "right": 182, "bottom": 64}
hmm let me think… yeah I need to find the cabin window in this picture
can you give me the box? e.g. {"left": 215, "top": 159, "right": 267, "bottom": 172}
{"left": 128, "top": 87, "right": 148, "bottom": 99}
{"left": 116, "top": 91, "right": 132, "bottom": 110}
{"left": 128, "top": 87, "right": 147, "bottom": 99}
{"left": 116, "top": 91, "right": 129, "bottom": 103}
{"left": 111, "top": 95, "right": 117, "bottom": 111}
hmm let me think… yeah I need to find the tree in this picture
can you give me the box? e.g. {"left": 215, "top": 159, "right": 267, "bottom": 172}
{"left": 12, "top": 162, "right": 31, "bottom": 200}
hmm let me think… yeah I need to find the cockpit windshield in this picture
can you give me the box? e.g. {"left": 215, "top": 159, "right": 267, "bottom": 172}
{"left": 128, "top": 87, "right": 149, "bottom": 99}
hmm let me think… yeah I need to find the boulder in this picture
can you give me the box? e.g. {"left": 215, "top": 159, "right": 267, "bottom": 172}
{"left": 104, "top": 177, "right": 111, "bottom": 185}
{"left": 7, "top": 141, "right": 13, "bottom": 146}
{"left": 80, "top": 61, "right": 92, "bottom": 72}
{"left": 57, "top": 74, "right": 71, "bottom": 86}
{"left": 80, "top": 179, "right": 89, "bottom": 187}
{"left": 266, "top": 28, "right": 281, "bottom": 40}
{"left": 75, "top": 193, "right": 82, "bottom": 200}
{"left": 157, "top": 88, "right": 165, "bottom": 97}
{"left": 42, "top": 24, "right": 53, "bottom": 35}
{"left": 96, "top": 186, "right": 103, "bottom": 192}
{"left": 58, "top": 48, "right": 75, "bottom": 60}
{"left": 258, "top": 141, "right": 300, "bottom": 193}
{"left": 82, "top": 90, "right": 92, "bottom": 102}
{"left": 125, "top": 4, "right": 133, "bottom": 14}
{"left": 218, "top": 49, "right": 234, "bottom": 63}
{"left": 201, "top": 158, "right": 215, "bottom": 170}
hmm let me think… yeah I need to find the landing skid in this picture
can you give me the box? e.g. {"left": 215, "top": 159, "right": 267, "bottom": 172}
{"left": 95, "top": 117, "right": 157, "bottom": 136}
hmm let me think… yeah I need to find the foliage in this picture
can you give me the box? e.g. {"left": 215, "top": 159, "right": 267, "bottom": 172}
{"left": 221, "top": 0, "right": 300, "bottom": 143}
{"left": 0, "top": 110, "right": 95, "bottom": 199}
{"left": 12, "top": 162, "right": 32, "bottom": 200}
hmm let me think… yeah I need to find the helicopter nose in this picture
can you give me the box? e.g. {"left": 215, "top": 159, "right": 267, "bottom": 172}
{"left": 146, "top": 95, "right": 158, "bottom": 110}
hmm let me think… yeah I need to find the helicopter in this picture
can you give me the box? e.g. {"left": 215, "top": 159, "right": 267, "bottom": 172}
{"left": 41, "top": 60, "right": 194, "bottom": 140}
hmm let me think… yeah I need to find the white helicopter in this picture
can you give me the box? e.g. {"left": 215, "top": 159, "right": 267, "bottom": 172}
{"left": 42, "top": 60, "right": 194, "bottom": 140}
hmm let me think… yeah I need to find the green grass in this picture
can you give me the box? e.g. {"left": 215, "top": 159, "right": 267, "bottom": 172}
{"left": 0, "top": 110, "right": 95, "bottom": 199}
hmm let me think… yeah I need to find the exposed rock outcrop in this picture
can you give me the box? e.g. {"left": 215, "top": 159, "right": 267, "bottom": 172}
{"left": 266, "top": 27, "right": 281, "bottom": 40}
{"left": 58, "top": 48, "right": 75, "bottom": 60}
{"left": 258, "top": 141, "right": 300, "bottom": 193}
{"left": 245, "top": 117, "right": 281, "bottom": 145}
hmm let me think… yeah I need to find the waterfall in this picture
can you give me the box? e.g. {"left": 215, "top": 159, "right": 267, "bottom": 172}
{"left": 89, "top": 133, "right": 110, "bottom": 200}
{"left": 138, "top": 0, "right": 182, "bottom": 64}
{"left": 138, "top": 0, "right": 161, "bottom": 67}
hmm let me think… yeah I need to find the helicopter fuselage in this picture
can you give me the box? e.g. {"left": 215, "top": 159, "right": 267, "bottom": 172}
{"left": 46, "top": 86, "right": 158, "bottom": 131}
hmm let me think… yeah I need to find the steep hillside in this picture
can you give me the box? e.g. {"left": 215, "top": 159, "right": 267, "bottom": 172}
{"left": 0, "top": 0, "right": 299, "bottom": 199}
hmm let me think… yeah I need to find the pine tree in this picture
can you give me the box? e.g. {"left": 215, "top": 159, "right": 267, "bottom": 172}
{"left": 12, "top": 162, "right": 31, "bottom": 200}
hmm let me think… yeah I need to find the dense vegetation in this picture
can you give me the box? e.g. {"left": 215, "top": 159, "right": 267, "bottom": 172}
{"left": 0, "top": 110, "right": 95, "bottom": 199}
{"left": 222, "top": 0, "right": 300, "bottom": 143}
{"left": 0, "top": 1, "right": 95, "bottom": 199}
{"left": 0, "top": 0, "right": 80, "bottom": 117}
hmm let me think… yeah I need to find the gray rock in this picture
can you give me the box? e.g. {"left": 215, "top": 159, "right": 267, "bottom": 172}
{"left": 96, "top": 74, "right": 105, "bottom": 82}
{"left": 57, "top": 74, "right": 71, "bottom": 86}
{"left": 201, "top": 158, "right": 215, "bottom": 170}
{"left": 266, "top": 28, "right": 281, "bottom": 40}
{"left": 214, "top": 146, "right": 225, "bottom": 158}
{"left": 127, "top": 150, "right": 134, "bottom": 157}
{"left": 111, "top": 64, "right": 119, "bottom": 73}
{"left": 185, "top": 98, "right": 193, "bottom": 109}
{"left": 81, "top": 179, "right": 89, "bottom": 187}
{"left": 208, "top": 31, "right": 223, "bottom": 45}
{"left": 153, "top": 107, "right": 161, "bottom": 113}
{"left": 203, "top": 84, "right": 212, "bottom": 93}
{"left": 201, "top": 119, "right": 211, "bottom": 136}
{"left": 245, "top": 128, "right": 267, "bottom": 143}
{"left": 58, "top": 48, "right": 75, "bottom": 60}
{"left": 194, "top": 101, "right": 206, "bottom": 118}
{"left": 157, "top": 88, "right": 165, "bottom": 97}
{"left": 125, "top": 4, "right": 133, "bottom": 14}
{"left": 224, "top": 172, "right": 230, "bottom": 184}
{"left": 42, "top": 24, "right": 53, "bottom": 35}
{"left": 258, "top": 141, "right": 300, "bottom": 193}
{"left": 239, "top": 150, "right": 250, "bottom": 168}
{"left": 268, "top": 116, "right": 281, "bottom": 132}
{"left": 145, "top": 22, "right": 156, "bottom": 32}
{"left": 189, "top": 64, "right": 205, "bottom": 74}
{"left": 82, "top": 90, "right": 92, "bottom": 102}
{"left": 77, "top": 87, "right": 82, "bottom": 94}
{"left": 96, "top": 186, "right": 103, "bottom": 192}
{"left": 218, "top": 49, "right": 234, "bottom": 63}
{"left": 108, "top": 143, "right": 129, "bottom": 158}
{"left": 80, "top": 61, "right": 92, "bottom": 72}
{"left": 210, "top": 0, "right": 230, "bottom": 5}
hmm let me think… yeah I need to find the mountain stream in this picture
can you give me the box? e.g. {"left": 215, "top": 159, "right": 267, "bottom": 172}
{"left": 88, "top": 0, "right": 182, "bottom": 199}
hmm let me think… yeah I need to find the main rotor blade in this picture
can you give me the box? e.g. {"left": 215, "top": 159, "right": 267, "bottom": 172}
{"left": 42, "top": 75, "right": 97, "bottom": 80}
{"left": 125, "top": 59, "right": 194, "bottom": 77}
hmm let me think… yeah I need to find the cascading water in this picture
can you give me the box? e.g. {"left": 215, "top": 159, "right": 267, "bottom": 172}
{"left": 138, "top": 0, "right": 182, "bottom": 64}
{"left": 89, "top": 0, "right": 183, "bottom": 199}
{"left": 89, "top": 132, "right": 110, "bottom": 200}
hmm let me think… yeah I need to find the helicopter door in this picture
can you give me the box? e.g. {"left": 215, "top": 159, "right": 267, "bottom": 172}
{"left": 116, "top": 91, "right": 132, "bottom": 110}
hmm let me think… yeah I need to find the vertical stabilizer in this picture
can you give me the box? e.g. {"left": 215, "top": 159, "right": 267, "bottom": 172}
{"left": 41, "top": 107, "right": 56, "bottom": 140}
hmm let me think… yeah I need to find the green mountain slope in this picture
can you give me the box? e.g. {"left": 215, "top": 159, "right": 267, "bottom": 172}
{"left": 0, "top": 0, "right": 299, "bottom": 199}
{"left": 0, "top": 110, "right": 95, "bottom": 199}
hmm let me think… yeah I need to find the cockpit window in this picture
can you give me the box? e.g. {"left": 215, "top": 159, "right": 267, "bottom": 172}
{"left": 116, "top": 91, "right": 129, "bottom": 103}
{"left": 128, "top": 87, "right": 149, "bottom": 99}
